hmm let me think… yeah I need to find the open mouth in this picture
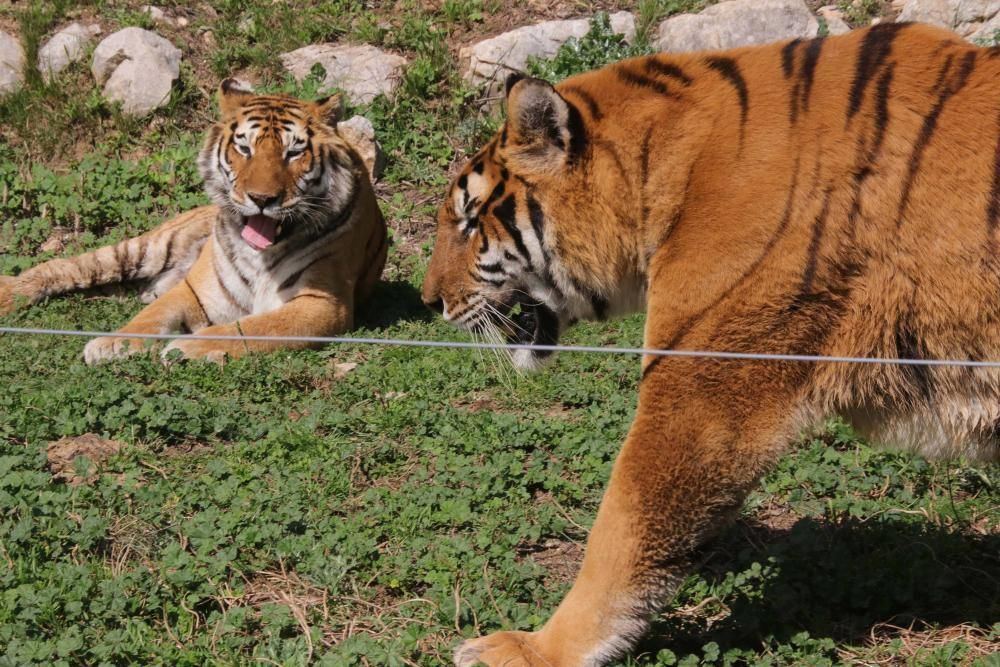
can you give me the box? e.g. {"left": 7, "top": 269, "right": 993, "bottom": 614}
{"left": 496, "top": 298, "right": 560, "bottom": 354}
{"left": 240, "top": 214, "right": 286, "bottom": 251}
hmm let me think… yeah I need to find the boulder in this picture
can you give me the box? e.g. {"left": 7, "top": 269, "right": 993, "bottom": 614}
{"left": 338, "top": 115, "right": 386, "bottom": 183}
{"left": 38, "top": 22, "right": 102, "bottom": 81}
{"left": 461, "top": 11, "right": 635, "bottom": 85}
{"left": 818, "top": 5, "right": 853, "bottom": 34}
{"left": 655, "top": 0, "right": 818, "bottom": 52}
{"left": 0, "top": 30, "right": 24, "bottom": 95}
{"left": 91, "top": 27, "right": 181, "bottom": 116}
{"left": 897, "top": 0, "right": 1000, "bottom": 39}
{"left": 279, "top": 44, "right": 407, "bottom": 105}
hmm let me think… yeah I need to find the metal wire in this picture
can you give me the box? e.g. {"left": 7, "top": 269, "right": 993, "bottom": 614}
{"left": 2, "top": 325, "right": 1000, "bottom": 368}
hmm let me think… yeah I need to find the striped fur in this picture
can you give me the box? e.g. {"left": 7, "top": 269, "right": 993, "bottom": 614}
{"left": 0, "top": 81, "right": 388, "bottom": 364}
{"left": 421, "top": 24, "right": 1000, "bottom": 667}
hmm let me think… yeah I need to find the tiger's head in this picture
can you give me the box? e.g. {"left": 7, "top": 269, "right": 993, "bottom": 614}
{"left": 199, "top": 79, "right": 360, "bottom": 251}
{"left": 422, "top": 74, "right": 644, "bottom": 370}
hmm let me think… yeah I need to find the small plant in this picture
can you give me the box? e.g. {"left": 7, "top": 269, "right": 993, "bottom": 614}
{"left": 527, "top": 13, "right": 653, "bottom": 82}
{"left": 837, "top": 0, "right": 884, "bottom": 25}
{"left": 975, "top": 30, "right": 1000, "bottom": 47}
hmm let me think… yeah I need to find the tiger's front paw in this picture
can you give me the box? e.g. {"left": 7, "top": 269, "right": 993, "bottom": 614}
{"left": 161, "top": 339, "right": 229, "bottom": 365}
{"left": 83, "top": 336, "right": 152, "bottom": 365}
{"left": 454, "top": 631, "right": 555, "bottom": 667}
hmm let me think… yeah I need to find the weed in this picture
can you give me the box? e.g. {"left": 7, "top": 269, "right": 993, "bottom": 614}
{"left": 528, "top": 13, "right": 653, "bottom": 82}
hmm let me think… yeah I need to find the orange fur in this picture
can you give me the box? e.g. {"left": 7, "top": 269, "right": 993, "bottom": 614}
{"left": 0, "top": 82, "right": 388, "bottom": 364}
{"left": 423, "top": 24, "right": 1000, "bottom": 666}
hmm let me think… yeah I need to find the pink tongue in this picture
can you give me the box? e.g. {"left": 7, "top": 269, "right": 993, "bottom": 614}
{"left": 241, "top": 215, "right": 278, "bottom": 250}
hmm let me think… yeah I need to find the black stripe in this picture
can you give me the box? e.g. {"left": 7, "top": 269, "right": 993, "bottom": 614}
{"left": 846, "top": 65, "right": 894, "bottom": 240}
{"left": 476, "top": 261, "right": 504, "bottom": 273}
{"left": 896, "top": 50, "right": 977, "bottom": 227}
{"left": 705, "top": 57, "right": 749, "bottom": 130}
{"left": 278, "top": 251, "right": 335, "bottom": 291}
{"left": 134, "top": 239, "right": 148, "bottom": 277}
{"left": 213, "top": 259, "right": 243, "bottom": 309}
{"left": 492, "top": 195, "right": 532, "bottom": 269}
{"left": 988, "top": 110, "right": 1000, "bottom": 238}
{"left": 526, "top": 192, "right": 547, "bottom": 254}
{"left": 848, "top": 23, "right": 906, "bottom": 121}
{"left": 478, "top": 223, "right": 491, "bottom": 254}
{"left": 798, "top": 37, "right": 825, "bottom": 115}
{"left": 184, "top": 278, "right": 211, "bottom": 323}
{"left": 800, "top": 189, "right": 833, "bottom": 295}
{"left": 161, "top": 232, "right": 178, "bottom": 272}
{"left": 471, "top": 271, "right": 505, "bottom": 287}
{"left": 781, "top": 39, "right": 800, "bottom": 78}
{"left": 565, "top": 100, "right": 588, "bottom": 165}
{"left": 644, "top": 59, "right": 693, "bottom": 86}
{"left": 560, "top": 86, "right": 603, "bottom": 120}
{"left": 615, "top": 67, "right": 680, "bottom": 99}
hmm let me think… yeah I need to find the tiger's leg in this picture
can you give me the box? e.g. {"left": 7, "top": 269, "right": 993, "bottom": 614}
{"left": 0, "top": 206, "right": 213, "bottom": 317}
{"left": 455, "top": 355, "right": 812, "bottom": 667}
{"left": 161, "top": 287, "right": 354, "bottom": 363}
{"left": 83, "top": 277, "right": 213, "bottom": 365}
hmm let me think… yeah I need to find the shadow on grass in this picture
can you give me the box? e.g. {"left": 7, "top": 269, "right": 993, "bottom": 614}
{"left": 356, "top": 279, "right": 433, "bottom": 330}
{"left": 642, "top": 516, "right": 999, "bottom": 654}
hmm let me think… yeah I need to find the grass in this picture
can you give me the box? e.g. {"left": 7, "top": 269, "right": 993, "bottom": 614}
{"left": 1, "top": 2, "right": 998, "bottom": 666}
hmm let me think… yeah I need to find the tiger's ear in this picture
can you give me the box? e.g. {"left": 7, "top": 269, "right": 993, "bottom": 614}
{"left": 505, "top": 76, "right": 581, "bottom": 167}
{"left": 312, "top": 93, "right": 344, "bottom": 127}
{"left": 218, "top": 78, "right": 254, "bottom": 116}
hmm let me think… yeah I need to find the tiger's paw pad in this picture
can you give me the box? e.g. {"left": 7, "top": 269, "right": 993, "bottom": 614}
{"left": 454, "top": 631, "right": 550, "bottom": 667}
{"left": 83, "top": 336, "right": 150, "bottom": 365}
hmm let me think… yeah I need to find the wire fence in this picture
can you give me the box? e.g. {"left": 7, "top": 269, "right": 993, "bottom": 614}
{"left": 3, "top": 325, "right": 1000, "bottom": 368}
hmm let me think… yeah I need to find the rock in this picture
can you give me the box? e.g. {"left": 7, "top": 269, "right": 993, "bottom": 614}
{"left": 141, "top": 5, "right": 172, "bottom": 25}
{"left": 92, "top": 27, "right": 180, "bottom": 116}
{"left": 338, "top": 115, "right": 386, "bottom": 182}
{"left": 462, "top": 12, "right": 635, "bottom": 85}
{"left": 897, "top": 0, "right": 1000, "bottom": 38}
{"left": 38, "top": 22, "right": 102, "bottom": 81}
{"left": 0, "top": 30, "right": 24, "bottom": 95}
{"left": 655, "top": 0, "right": 818, "bottom": 52}
{"left": 280, "top": 44, "right": 407, "bottom": 105}
{"left": 818, "top": 5, "right": 852, "bottom": 34}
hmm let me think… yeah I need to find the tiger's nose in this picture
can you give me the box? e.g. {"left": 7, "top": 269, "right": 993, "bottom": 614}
{"left": 247, "top": 192, "right": 281, "bottom": 210}
{"left": 423, "top": 296, "right": 445, "bottom": 314}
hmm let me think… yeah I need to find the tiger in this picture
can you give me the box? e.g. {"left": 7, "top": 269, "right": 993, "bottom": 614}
{"left": 421, "top": 22, "right": 1000, "bottom": 667}
{"left": 0, "top": 80, "right": 388, "bottom": 364}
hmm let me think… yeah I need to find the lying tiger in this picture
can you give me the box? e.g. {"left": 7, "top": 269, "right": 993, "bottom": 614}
{"left": 0, "top": 80, "right": 388, "bottom": 364}
{"left": 422, "top": 22, "right": 1000, "bottom": 667}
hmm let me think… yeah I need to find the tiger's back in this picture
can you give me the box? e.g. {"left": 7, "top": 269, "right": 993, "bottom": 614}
{"left": 421, "top": 23, "right": 1000, "bottom": 667}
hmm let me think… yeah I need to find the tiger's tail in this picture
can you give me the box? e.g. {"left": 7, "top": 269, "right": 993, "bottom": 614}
{"left": 0, "top": 206, "right": 215, "bottom": 316}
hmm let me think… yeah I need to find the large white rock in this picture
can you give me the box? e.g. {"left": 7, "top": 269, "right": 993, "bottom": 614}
{"left": 656, "top": 0, "right": 818, "bottom": 52}
{"left": 91, "top": 27, "right": 180, "bottom": 116}
{"left": 0, "top": 30, "right": 24, "bottom": 95}
{"left": 461, "top": 11, "right": 635, "bottom": 84}
{"left": 338, "top": 115, "right": 385, "bottom": 182}
{"left": 817, "top": 5, "right": 852, "bottom": 35}
{"left": 898, "top": 0, "right": 1000, "bottom": 39}
{"left": 279, "top": 44, "right": 407, "bottom": 105}
{"left": 38, "top": 22, "right": 102, "bottom": 81}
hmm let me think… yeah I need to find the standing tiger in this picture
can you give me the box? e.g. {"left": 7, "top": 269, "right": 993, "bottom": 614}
{"left": 0, "top": 80, "right": 388, "bottom": 364}
{"left": 422, "top": 23, "right": 1000, "bottom": 667}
